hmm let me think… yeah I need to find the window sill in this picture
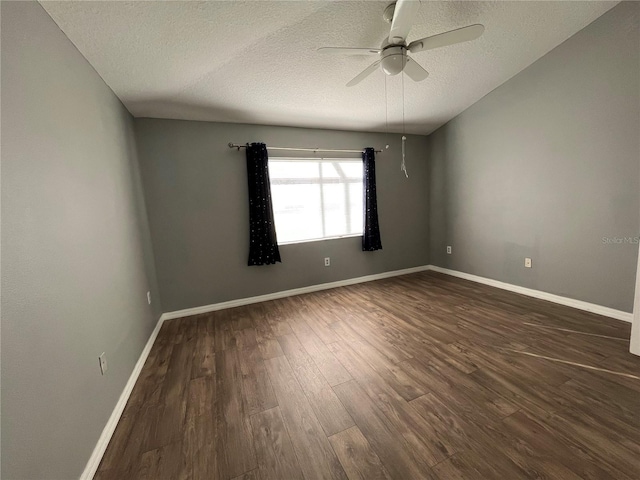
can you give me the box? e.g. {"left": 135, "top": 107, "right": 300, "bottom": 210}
{"left": 278, "top": 233, "right": 362, "bottom": 246}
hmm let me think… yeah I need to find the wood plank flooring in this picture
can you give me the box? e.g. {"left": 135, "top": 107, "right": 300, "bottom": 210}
{"left": 96, "top": 272, "right": 640, "bottom": 480}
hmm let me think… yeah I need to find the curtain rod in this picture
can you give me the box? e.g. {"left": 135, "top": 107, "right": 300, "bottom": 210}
{"left": 228, "top": 143, "right": 382, "bottom": 154}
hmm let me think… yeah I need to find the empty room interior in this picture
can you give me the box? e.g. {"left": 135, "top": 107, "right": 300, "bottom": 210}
{"left": 2, "top": 1, "right": 640, "bottom": 479}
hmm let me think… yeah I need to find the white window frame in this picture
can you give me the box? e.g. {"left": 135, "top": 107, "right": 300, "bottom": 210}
{"left": 269, "top": 157, "right": 364, "bottom": 246}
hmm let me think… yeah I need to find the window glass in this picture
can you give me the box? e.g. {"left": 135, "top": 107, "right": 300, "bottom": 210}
{"left": 269, "top": 159, "right": 364, "bottom": 244}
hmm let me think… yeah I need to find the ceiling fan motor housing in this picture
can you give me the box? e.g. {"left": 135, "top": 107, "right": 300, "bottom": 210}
{"left": 381, "top": 46, "right": 407, "bottom": 76}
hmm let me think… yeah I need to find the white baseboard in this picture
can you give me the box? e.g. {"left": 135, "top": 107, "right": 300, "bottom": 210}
{"left": 160, "top": 265, "right": 431, "bottom": 321}
{"left": 81, "top": 315, "right": 165, "bottom": 480}
{"left": 160, "top": 264, "right": 632, "bottom": 324}
{"left": 428, "top": 265, "right": 633, "bottom": 323}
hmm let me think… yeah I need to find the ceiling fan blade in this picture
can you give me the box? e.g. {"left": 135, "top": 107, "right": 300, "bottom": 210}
{"left": 389, "top": 0, "right": 421, "bottom": 45}
{"left": 317, "top": 47, "right": 381, "bottom": 55}
{"left": 404, "top": 57, "right": 429, "bottom": 82}
{"left": 408, "top": 24, "right": 485, "bottom": 53}
{"left": 346, "top": 61, "right": 381, "bottom": 87}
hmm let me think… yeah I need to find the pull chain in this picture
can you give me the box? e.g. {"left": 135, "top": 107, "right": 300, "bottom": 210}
{"left": 401, "top": 70, "right": 408, "bottom": 178}
{"left": 384, "top": 75, "right": 390, "bottom": 150}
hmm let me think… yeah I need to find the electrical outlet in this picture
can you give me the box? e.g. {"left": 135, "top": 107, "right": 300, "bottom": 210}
{"left": 446, "top": 246, "right": 452, "bottom": 254}
{"left": 324, "top": 257, "right": 330, "bottom": 267}
{"left": 147, "top": 291, "right": 151, "bottom": 305}
{"left": 525, "top": 257, "right": 532, "bottom": 268}
{"left": 98, "top": 353, "right": 108, "bottom": 375}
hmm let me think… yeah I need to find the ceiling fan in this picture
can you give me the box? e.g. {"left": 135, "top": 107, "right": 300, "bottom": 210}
{"left": 318, "top": 0, "right": 485, "bottom": 87}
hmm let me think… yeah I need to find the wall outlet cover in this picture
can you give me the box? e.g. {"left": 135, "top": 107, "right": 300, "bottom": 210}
{"left": 525, "top": 257, "right": 532, "bottom": 268}
{"left": 446, "top": 246, "right": 452, "bottom": 254}
{"left": 324, "top": 257, "right": 330, "bottom": 267}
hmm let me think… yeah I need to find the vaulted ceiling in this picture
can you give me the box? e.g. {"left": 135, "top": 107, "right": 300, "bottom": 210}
{"left": 41, "top": 1, "right": 616, "bottom": 134}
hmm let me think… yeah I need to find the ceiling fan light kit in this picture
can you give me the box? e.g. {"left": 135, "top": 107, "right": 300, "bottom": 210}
{"left": 380, "top": 46, "right": 407, "bottom": 76}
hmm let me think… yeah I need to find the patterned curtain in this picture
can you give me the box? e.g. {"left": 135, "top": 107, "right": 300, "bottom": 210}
{"left": 362, "top": 147, "right": 382, "bottom": 251}
{"left": 246, "top": 143, "right": 281, "bottom": 265}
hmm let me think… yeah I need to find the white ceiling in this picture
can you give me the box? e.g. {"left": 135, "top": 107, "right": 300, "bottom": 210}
{"left": 41, "top": 1, "right": 616, "bottom": 135}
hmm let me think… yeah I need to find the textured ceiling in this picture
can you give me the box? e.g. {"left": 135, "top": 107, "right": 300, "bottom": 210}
{"left": 41, "top": 1, "right": 617, "bottom": 135}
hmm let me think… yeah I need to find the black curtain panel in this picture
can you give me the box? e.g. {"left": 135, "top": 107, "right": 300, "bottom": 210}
{"left": 362, "top": 147, "right": 383, "bottom": 251}
{"left": 246, "top": 143, "right": 281, "bottom": 266}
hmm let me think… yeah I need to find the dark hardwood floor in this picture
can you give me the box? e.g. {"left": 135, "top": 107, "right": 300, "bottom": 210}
{"left": 96, "top": 271, "right": 640, "bottom": 480}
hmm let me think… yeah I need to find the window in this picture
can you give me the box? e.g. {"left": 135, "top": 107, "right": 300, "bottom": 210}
{"left": 269, "top": 158, "right": 363, "bottom": 244}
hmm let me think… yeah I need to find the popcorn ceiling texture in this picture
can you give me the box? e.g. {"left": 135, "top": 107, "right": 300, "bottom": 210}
{"left": 41, "top": 1, "right": 615, "bottom": 134}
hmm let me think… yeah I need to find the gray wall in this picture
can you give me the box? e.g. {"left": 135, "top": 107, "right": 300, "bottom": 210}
{"left": 135, "top": 119, "right": 429, "bottom": 312}
{"left": 429, "top": 1, "right": 640, "bottom": 312}
{"left": 1, "top": 2, "right": 161, "bottom": 479}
